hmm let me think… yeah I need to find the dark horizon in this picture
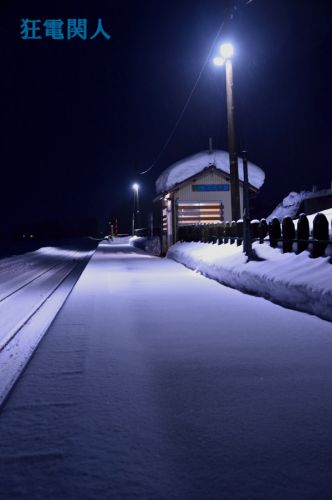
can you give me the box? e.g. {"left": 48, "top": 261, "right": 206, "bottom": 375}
{"left": 1, "top": 0, "right": 331, "bottom": 237}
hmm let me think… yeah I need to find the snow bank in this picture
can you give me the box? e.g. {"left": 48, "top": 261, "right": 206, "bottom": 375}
{"left": 156, "top": 150, "right": 265, "bottom": 193}
{"left": 168, "top": 241, "right": 332, "bottom": 322}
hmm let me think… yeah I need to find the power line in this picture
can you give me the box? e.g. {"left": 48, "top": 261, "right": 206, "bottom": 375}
{"left": 139, "top": 12, "right": 228, "bottom": 175}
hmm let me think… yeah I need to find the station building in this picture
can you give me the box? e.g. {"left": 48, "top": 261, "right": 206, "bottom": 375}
{"left": 154, "top": 149, "right": 265, "bottom": 251}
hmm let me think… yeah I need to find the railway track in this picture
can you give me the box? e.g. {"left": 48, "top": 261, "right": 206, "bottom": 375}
{"left": 0, "top": 261, "right": 67, "bottom": 303}
{"left": 0, "top": 248, "right": 81, "bottom": 301}
{"left": 0, "top": 260, "right": 81, "bottom": 352}
{"left": 0, "top": 246, "right": 96, "bottom": 406}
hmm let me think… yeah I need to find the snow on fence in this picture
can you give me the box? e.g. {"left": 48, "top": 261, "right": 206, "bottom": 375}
{"left": 177, "top": 213, "right": 332, "bottom": 260}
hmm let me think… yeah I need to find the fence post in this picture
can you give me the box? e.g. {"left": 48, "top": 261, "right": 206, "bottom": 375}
{"left": 268, "top": 218, "right": 281, "bottom": 248}
{"left": 258, "top": 219, "right": 268, "bottom": 244}
{"left": 224, "top": 222, "right": 231, "bottom": 243}
{"left": 230, "top": 221, "right": 237, "bottom": 244}
{"left": 311, "top": 213, "right": 329, "bottom": 258}
{"left": 218, "top": 223, "right": 224, "bottom": 245}
{"left": 297, "top": 214, "right": 309, "bottom": 253}
{"left": 236, "top": 220, "right": 243, "bottom": 246}
{"left": 202, "top": 224, "right": 208, "bottom": 243}
{"left": 210, "top": 224, "right": 218, "bottom": 244}
{"left": 186, "top": 225, "right": 192, "bottom": 242}
{"left": 282, "top": 216, "right": 295, "bottom": 253}
{"left": 250, "top": 220, "right": 259, "bottom": 242}
{"left": 191, "top": 225, "right": 196, "bottom": 242}
{"left": 207, "top": 224, "right": 214, "bottom": 243}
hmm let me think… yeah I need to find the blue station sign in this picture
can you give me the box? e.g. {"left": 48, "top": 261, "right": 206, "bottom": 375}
{"left": 192, "top": 184, "right": 230, "bottom": 192}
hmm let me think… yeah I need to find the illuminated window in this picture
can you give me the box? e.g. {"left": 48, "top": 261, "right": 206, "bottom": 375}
{"left": 177, "top": 202, "right": 224, "bottom": 225}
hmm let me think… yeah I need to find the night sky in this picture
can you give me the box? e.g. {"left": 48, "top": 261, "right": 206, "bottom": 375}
{"left": 1, "top": 0, "right": 331, "bottom": 236}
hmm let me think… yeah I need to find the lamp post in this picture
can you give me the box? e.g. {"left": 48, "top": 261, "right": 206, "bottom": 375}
{"left": 132, "top": 183, "right": 139, "bottom": 236}
{"left": 213, "top": 42, "right": 241, "bottom": 222}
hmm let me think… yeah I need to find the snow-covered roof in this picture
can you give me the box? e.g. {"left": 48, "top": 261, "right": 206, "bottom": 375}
{"left": 155, "top": 150, "right": 265, "bottom": 194}
{"left": 267, "top": 189, "right": 332, "bottom": 222}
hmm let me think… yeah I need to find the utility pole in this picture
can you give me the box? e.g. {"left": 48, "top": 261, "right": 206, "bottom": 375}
{"left": 132, "top": 183, "right": 139, "bottom": 235}
{"left": 214, "top": 43, "right": 241, "bottom": 222}
{"left": 136, "top": 187, "right": 140, "bottom": 229}
{"left": 225, "top": 57, "right": 241, "bottom": 222}
{"left": 148, "top": 212, "right": 153, "bottom": 238}
{"left": 242, "top": 151, "right": 252, "bottom": 259}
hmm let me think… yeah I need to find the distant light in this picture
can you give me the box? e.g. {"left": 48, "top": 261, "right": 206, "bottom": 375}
{"left": 220, "top": 43, "right": 234, "bottom": 59}
{"left": 213, "top": 56, "right": 225, "bottom": 67}
{"left": 132, "top": 183, "right": 139, "bottom": 191}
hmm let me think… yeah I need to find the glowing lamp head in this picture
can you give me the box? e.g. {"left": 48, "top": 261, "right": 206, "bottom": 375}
{"left": 132, "top": 183, "right": 139, "bottom": 191}
{"left": 213, "top": 56, "right": 225, "bottom": 67}
{"left": 220, "top": 43, "right": 234, "bottom": 60}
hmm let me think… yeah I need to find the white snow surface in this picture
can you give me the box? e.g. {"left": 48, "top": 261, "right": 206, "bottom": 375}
{"left": 0, "top": 241, "right": 332, "bottom": 499}
{"left": 155, "top": 149, "right": 265, "bottom": 193}
{"left": 168, "top": 241, "right": 332, "bottom": 322}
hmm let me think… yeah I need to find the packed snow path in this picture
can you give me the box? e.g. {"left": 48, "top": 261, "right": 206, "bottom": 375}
{"left": 0, "top": 241, "right": 332, "bottom": 500}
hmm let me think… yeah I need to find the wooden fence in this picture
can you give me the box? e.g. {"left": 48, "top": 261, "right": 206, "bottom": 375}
{"left": 177, "top": 213, "right": 332, "bottom": 259}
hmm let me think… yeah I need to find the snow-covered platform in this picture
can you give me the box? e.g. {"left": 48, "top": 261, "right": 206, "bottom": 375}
{"left": 0, "top": 241, "right": 332, "bottom": 499}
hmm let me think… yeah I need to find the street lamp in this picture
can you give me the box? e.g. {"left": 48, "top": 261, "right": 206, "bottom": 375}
{"left": 220, "top": 42, "right": 234, "bottom": 59}
{"left": 132, "top": 183, "right": 140, "bottom": 236}
{"left": 213, "top": 42, "right": 241, "bottom": 222}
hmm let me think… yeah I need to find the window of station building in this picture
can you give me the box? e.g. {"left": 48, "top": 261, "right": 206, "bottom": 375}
{"left": 177, "top": 202, "right": 224, "bottom": 225}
